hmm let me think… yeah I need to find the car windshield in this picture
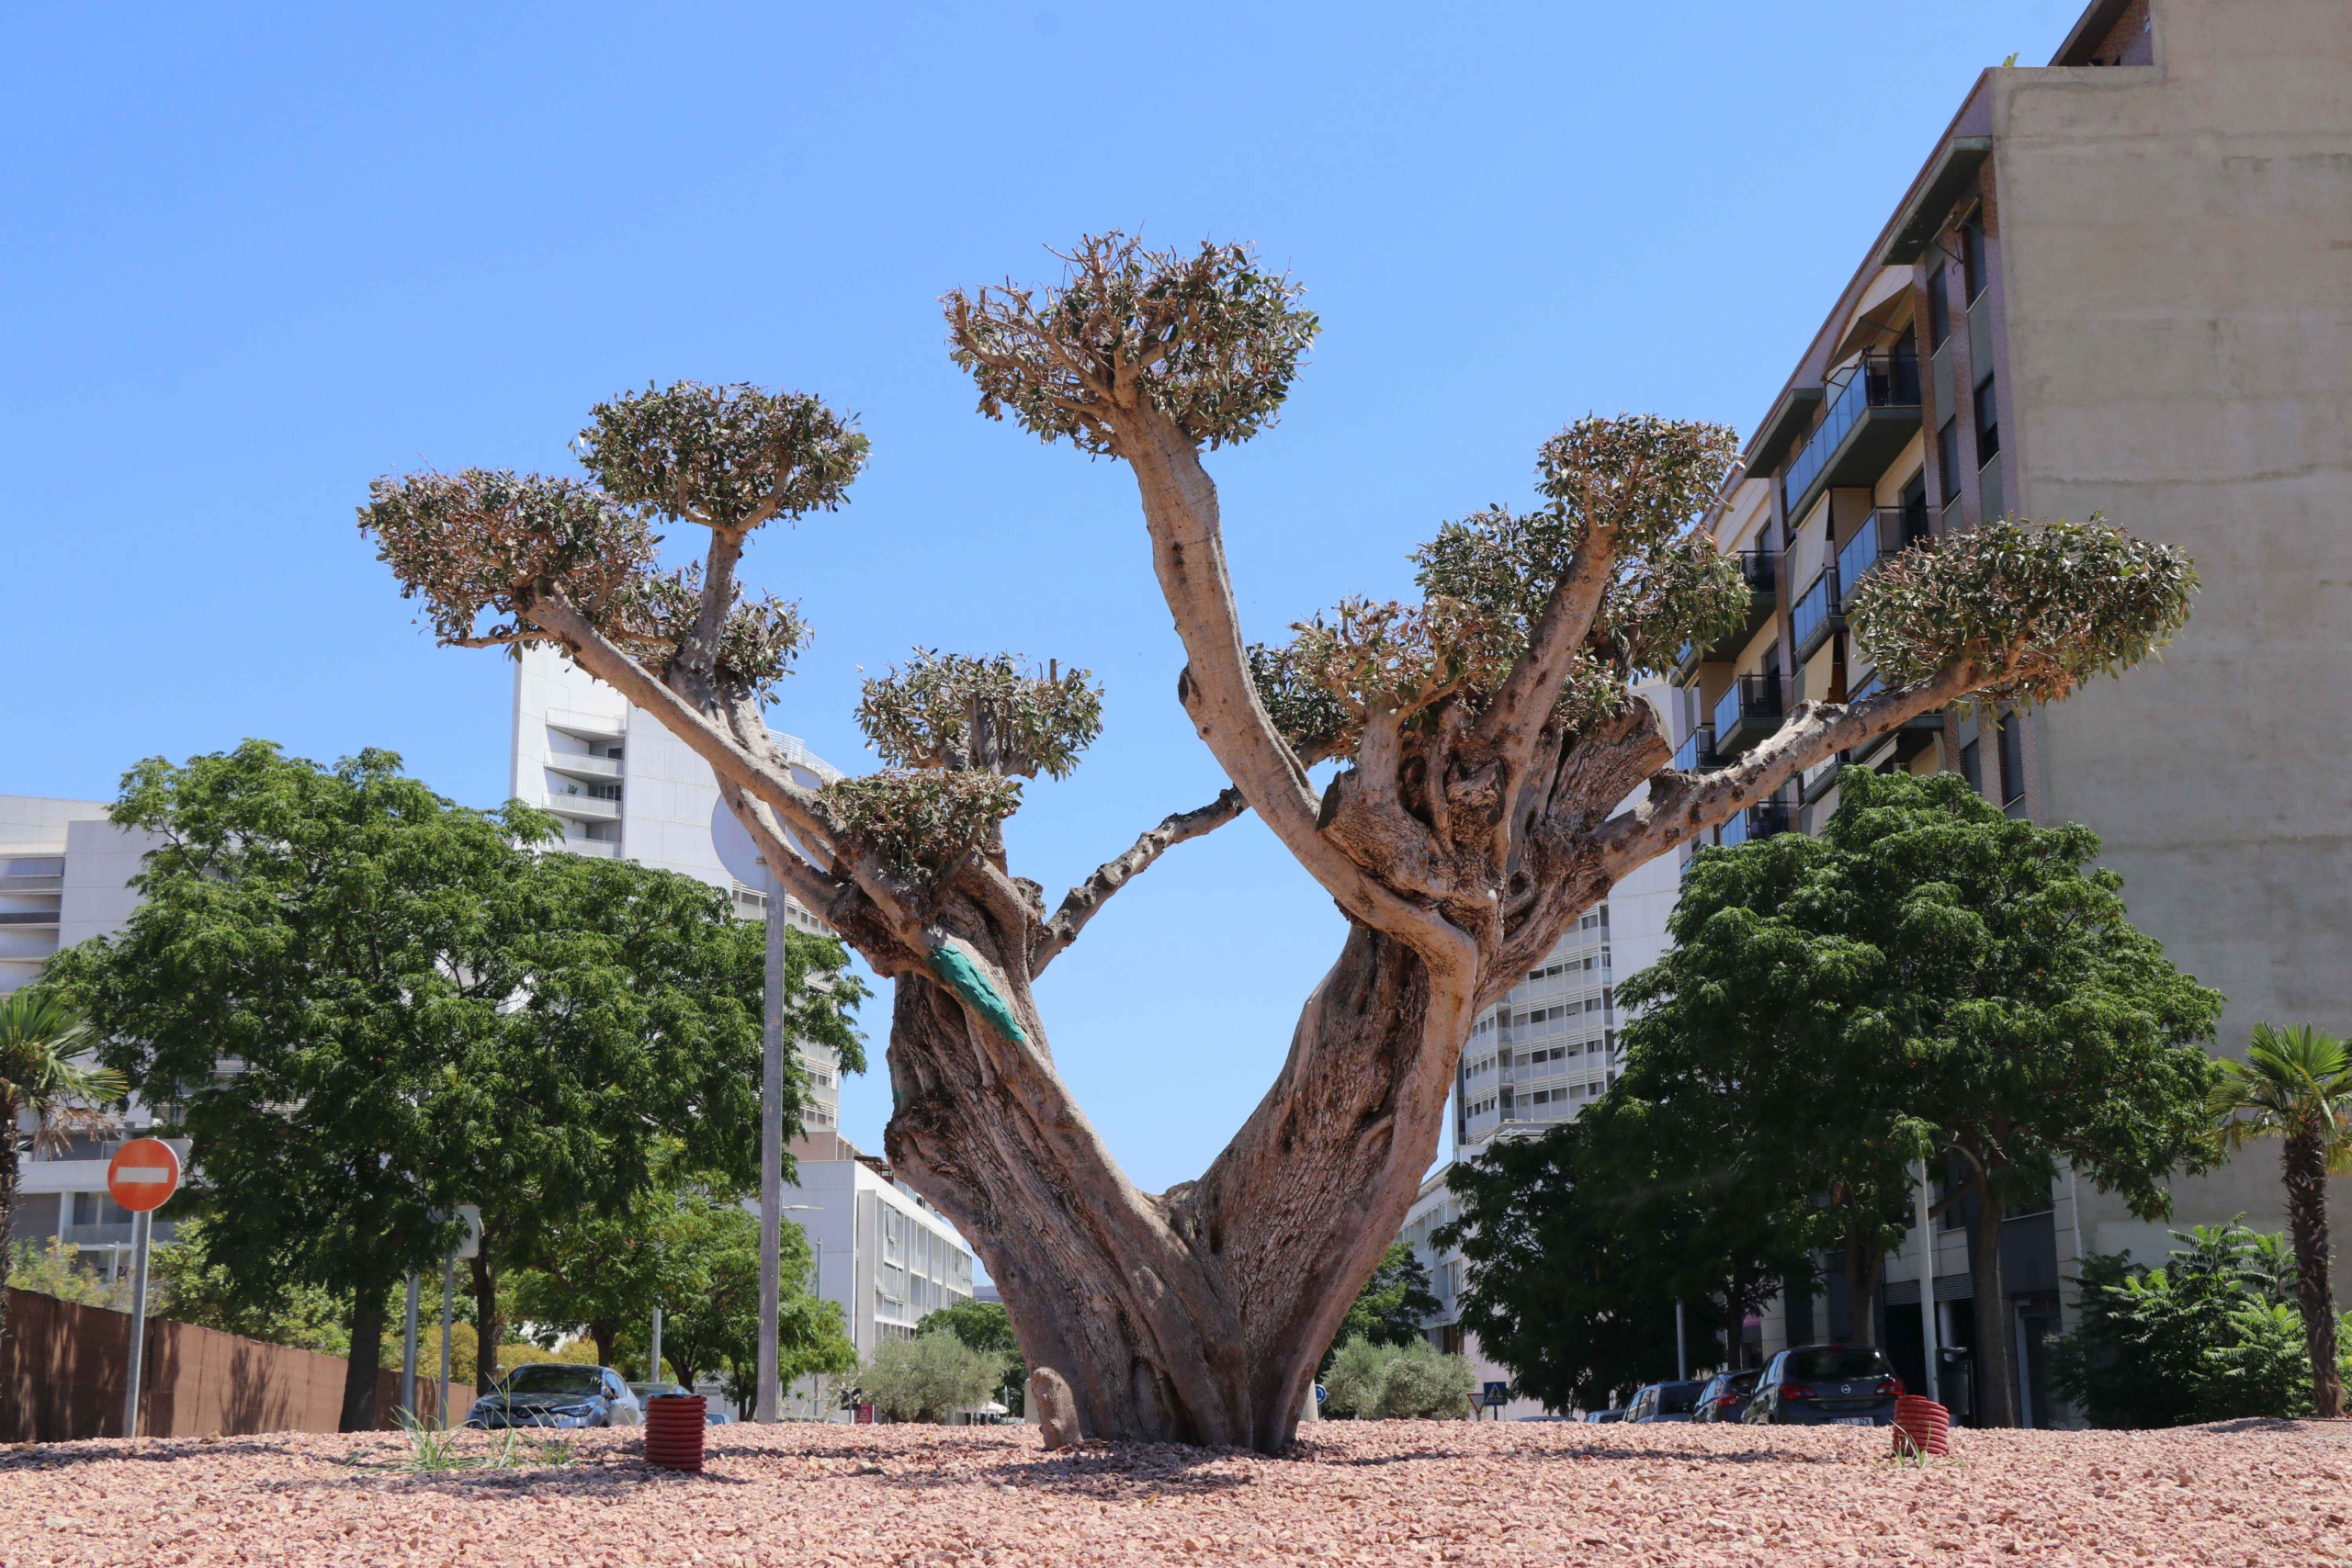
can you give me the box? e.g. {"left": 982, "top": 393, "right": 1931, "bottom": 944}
{"left": 504, "top": 1366, "right": 606, "bottom": 1396}
{"left": 1786, "top": 1348, "right": 1893, "bottom": 1382}
{"left": 1656, "top": 1382, "right": 1703, "bottom": 1415}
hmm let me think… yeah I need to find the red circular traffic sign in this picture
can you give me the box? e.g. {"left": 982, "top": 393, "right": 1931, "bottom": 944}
{"left": 107, "top": 1137, "right": 181, "bottom": 1213}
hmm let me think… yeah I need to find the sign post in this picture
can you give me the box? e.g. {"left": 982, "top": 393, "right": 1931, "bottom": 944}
{"left": 442, "top": 1204, "right": 480, "bottom": 1427}
{"left": 107, "top": 1137, "right": 181, "bottom": 1438}
{"left": 1482, "top": 1382, "right": 1510, "bottom": 1420}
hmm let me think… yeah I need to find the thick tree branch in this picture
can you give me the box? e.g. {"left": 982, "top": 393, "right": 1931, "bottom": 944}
{"left": 521, "top": 592, "right": 928, "bottom": 945}
{"left": 1122, "top": 412, "right": 1467, "bottom": 967}
{"left": 1471, "top": 525, "right": 1618, "bottom": 770}
{"left": 1593, "top": 662, "right": 1978, "bottom": 881}
{"left": 1032, "top": 788, "right": 1248, "bottom": 973}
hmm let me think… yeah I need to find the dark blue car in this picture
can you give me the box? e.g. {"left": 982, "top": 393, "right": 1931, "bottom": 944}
{"left": 1741, "top": 1345, "right": 1902, "bottom": 1427}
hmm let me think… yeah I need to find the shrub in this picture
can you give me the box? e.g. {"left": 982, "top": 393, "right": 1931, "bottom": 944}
{"left": 2052, "top": 1220, "right": 2352, "bottom": 1427}
{"left": 860, "top": 1329, "right": 1001, "bottom": 1423}
{"left": 1321, "top": 1337, "right": 1476, "bottom": 1419}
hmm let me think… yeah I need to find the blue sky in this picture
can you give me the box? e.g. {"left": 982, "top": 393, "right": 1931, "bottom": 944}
{"left": 4, "top": 2, "right": 2083, "bottom": 1194}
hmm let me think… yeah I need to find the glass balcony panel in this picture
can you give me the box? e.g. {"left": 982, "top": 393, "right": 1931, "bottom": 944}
{"left": 1781, "top": 349, "right": 1924, "bottom": 517}
{"left": 1792, "top": 570, "right": 1837, "bottom": 655}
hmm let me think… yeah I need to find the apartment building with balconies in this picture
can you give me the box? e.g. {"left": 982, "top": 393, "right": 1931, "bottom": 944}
{"left": 1659, "top": 0, "right": 2352, "bottom": 1423}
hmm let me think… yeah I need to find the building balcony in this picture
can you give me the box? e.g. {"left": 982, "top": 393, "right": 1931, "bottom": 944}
{"left": 1838, "top": 504, "right": 1930, "bottom": 600}
{"left": 1713, "top": 671, "right": 1783, "bottom": 758}
{"left": 1671, "top": 724, "right": 1718, "bottom": 773}
{"left": 1791, "top": 567, "right": 1843, "bottom": 662}
{"left": 0, "top": 909, "right": 62, "bottom": 928}
{"left": 1780, "top": 348, "right": 1922, "bottom": 525}
{"left": 547, "top": 792, "right": 620, "bottom": 820}
{"left": 562, "top": 838, "right": 622, "bottom": 858}
{"left": 1847, "top": 669, "right": 1945, "bottom": 766}
{"left": 1673, "top": 549, "right": 1778, "bottom": 682}
{"left": 1717, "top": 790, "right": 1794, "bottom": 850}
{"left": 544, "top": 752, "right": 624, "bottom": 783}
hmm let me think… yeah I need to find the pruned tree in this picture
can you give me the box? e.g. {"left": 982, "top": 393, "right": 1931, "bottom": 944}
{"left": 360, "top": 232, "right": 2194, "bottom": 1453}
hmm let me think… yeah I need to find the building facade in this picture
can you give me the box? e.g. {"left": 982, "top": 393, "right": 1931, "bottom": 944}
{"left": 1658, "top": 0, "right": 2351, "bottom": 1425}
{"left": 510, "top": 648, "right": 978, "bottom": 1403}
{"left": 2, "top": 795, "right": 175, "bottom": 1268}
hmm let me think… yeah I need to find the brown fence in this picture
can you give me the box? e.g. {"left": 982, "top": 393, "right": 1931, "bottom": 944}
{"left": 1, "top": 1290, "right": 474, "bottom": 1442}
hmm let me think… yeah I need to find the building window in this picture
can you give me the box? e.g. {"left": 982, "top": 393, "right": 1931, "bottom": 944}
{"left": 587, "top": 783, "right": 621, "bottom": 802}
{"left": 1928, "top": 265, "right": 1951, "bottom": 349}
{"left": 1973, "top": 376, "right": 2001, "bottom": 462}
{"left": 1960, "top": 739, "right": 1984, "bottom": 796}
{"left": 1996, "top": 713, "right": 2028, "bottom": 813}
{"left": 1962, "top": 213, "right": 1989, "bottom": 303}
{"left": 1938, "top": 418, "right": 1962, "bottom": 504}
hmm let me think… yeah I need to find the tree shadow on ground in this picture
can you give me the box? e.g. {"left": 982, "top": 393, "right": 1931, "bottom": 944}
{"left": 0, "top": 1436, "right": 310, "bottom": 1472}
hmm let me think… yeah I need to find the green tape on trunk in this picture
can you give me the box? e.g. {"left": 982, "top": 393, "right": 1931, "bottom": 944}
{"left": 925, "top": 943, "right": 1028, "bottom": 1044}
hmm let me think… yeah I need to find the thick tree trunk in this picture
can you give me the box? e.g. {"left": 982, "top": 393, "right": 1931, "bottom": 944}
{"left": 591, "top": 1323, "right": 616, "bottom": 1371}
{"left": 340, "top": 1287, "right": 388, "bottom": 1432}
{"left": 0, "top": 1105, "right": 19, "bottom": 1354}
{"left": 2282, "top": 1134, "right": 2345, "bottom": 1419}
{"left": 885, "top": 918, "right": 1469, "bottom": 1454}
{"left": 1842, "top": 1228, "right": 1882, "bottom": 1347}
{"left": 1966, "top": 1179, "right": 2015, "bottom": 1427}
{"left": 470, "top": 1253, "right": 502, "bottom": 1388}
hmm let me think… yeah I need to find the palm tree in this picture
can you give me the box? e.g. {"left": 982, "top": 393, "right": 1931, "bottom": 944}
{"left": 2211, "top": 1022, "right": 2352, "bottom": 1419}
{"left": 0, "top": 992, "right": 129, "bottom": 1340}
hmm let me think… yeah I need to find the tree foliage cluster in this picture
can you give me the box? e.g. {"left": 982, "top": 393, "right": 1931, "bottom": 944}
{"left": 916, "top": 1297, "right": 1027, "bottom": 1415}
{"left": 1450, "top": 767, "right": 2223, "bottom": 1424}
{"left": 37, "top": 740, "right": 865, "bottom": 1427}
{"left": 2051, "top": 1223, "right": 2352, "bottom": 1427}
{"left": 355, "top": 225, "right": 2199, "bottom": 1451}
{"left": 859, "top": 1329, "right": 1001, "bottom": 1424}
{"left": 1320, "top": 1338, "right": 1477, "bottom": 1420}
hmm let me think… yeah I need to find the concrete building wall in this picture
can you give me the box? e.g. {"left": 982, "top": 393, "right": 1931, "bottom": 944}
{"left": 1987, "top": 0, "right": 2352, "bottom": 1271}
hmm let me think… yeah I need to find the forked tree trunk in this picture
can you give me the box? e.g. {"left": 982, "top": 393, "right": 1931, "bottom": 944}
{"left": 470, "top": 1252, "right": 502, "bottom": 1389}
{"left": 1842, "top": 1227, "right": 1883, "bottom": 1348}
{"left": 2281, "top": 1133, "right": 2345, "bottom": 1419}
{"left": 884, "top": 915, "right": 1471, "bottom": 1453}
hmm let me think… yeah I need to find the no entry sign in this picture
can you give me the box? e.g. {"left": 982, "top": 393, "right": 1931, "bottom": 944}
{"left": 107, "top": 1137, "right": 181, "bottom": 1213}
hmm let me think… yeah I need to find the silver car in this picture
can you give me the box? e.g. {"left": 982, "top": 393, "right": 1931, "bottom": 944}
{"left": 467, "top": 1363, "right": 643, "bottom": 1429}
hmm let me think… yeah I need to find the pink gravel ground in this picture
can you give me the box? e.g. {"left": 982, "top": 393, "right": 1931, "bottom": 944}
{"left": 3, "top": 1417, "right": 2347, "bottom": 1567}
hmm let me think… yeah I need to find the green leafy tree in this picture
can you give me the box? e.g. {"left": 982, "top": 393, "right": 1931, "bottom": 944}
{"left": 1614, "top": 766, "right": 2224, "bottom": 1424}
{"left": 147, "top": 1216, "right": 355, "bottom": 1355}
{"left": 2051, "top": 1222, "right": 2347, "bottom": 1426}
{"left": 1322, "top": 1338, "right": 1477, "bottom": 1419}
{"left": 859, "top": 1330, "right": 999, "bottom": 1424}
{"left": 1317, "top": 1242, "right": 1442, "bottom": 1378}
{"left": 38, "top": 740, "right": 818, "bottom": 1429}
{"left": 917, "top": 1297, "right": 1025, "bottom": 1414}
{"left": 2210, "top": 1022, "right": 2352, "bottom": 1418}
{"left": 361, "top": 232, "right": 2193, "bottom": 1450}
{"left": 0, "top": 994, "right": 125, "bottom": 1345}
{"left": 1442, "top": 1111, "right": 1807, "bottom": 1413}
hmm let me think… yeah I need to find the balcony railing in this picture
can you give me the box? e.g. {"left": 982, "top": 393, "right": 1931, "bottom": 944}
{"left": 1781, "top": 349, "right": 1923, "bottom": 520}
{"left": 1671, "top": 724, "right": 1718, "bottom": 773}
{"left": 1717, "top": 790, "right": 1794, "bottom": 850}
{"left": 545, "top": 752, "right": 624, "bottom": 781}
{"left": 1791, "top": 568, "right": 1841, "bottom": 660}
{"left": 1838, "top": 505, "right": 1929, "bottom": 600}
{"left": 1713, "top": 671, "right": 1783, "bottom": 757}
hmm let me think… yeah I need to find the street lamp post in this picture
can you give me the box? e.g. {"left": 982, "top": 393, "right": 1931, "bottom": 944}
{"left": 757, "top": 864, "right": 788, "bottom": 1422}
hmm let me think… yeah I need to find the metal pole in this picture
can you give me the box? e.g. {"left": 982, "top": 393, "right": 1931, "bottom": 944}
{"left": 1674, "top": 1300, "right": 1687, "bottom": 1382}
{"left": 756, "top": 864, "right": 786, "bottom": 1423}
{"left": 438, "top": 1252, "right": 456, "bottom": 1427}
{"left": 401, "top": 1273, "right": 420, "bottom": 1418}
{"left": 650, "top": 1304, "right": 664, "bottom": 1385}
{"left": 121, "top": 1208, "right": 153, "bottom": 1438}
{"left": 1913, "top": 1157, "right": 1941, "bottom": 1404}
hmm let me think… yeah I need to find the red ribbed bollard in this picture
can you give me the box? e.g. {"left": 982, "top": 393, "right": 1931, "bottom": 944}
{"left": 643, "top": 1394, "right": 707, "bottom": 1473}
{"left": 1892, "top": 1394, "right": 1950, "bottom": 1457}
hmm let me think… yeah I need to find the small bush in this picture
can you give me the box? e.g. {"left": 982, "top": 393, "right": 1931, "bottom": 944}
{"left": 1322, "top": 1337, "right": 1476, "bottom": 1419}
{"left": 859, "top": 1330, "right": 1000, "bottom": 1423}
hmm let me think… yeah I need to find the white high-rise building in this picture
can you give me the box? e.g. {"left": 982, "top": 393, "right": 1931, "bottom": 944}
{"left": 508, "top": 648, "right": 977, "bottom": 1393}
{"left": 2, "top": 795, "right": 170, "bottom": 1267}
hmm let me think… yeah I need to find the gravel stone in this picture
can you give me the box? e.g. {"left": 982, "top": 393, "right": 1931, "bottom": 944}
{"left": 2, "top": 1416, "right": 2345, "bottom": 1565}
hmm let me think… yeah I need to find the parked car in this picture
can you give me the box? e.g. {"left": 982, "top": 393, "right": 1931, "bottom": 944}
{"left": 1741, "top": 1345, "right": 1902, "bottom": 1427}
{"left": 1583, "top": 1407, "right": 1628, "bottom": 1424}
{"left": 467, "top": 1363, "right": 643, "bottom": 1429}
{"left": 1624, "top": 1381, "right": 1707, "bottom": 1423}
{"left": 1692, "top": 1369, "right": 1761, "bottom": 1424}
